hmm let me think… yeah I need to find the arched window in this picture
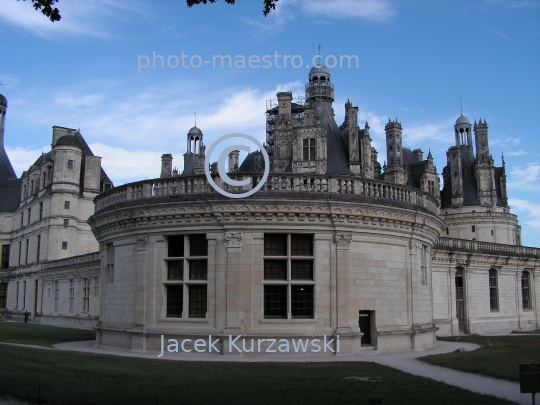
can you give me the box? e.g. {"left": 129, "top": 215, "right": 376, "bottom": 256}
{"left": 489, "top": 269, "right": 498, "bottom": 311}
{"left": 521, "top": 271, "right": 530, "bottom": 310}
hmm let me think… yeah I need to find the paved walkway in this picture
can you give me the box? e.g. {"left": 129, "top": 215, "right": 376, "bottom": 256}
{"left": 0, "top": 339, "right": 535, "bottom": 404}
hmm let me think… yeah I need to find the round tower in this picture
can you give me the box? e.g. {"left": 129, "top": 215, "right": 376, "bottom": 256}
{"left": 305, "top": 65, "right": 334, "bottom": 104}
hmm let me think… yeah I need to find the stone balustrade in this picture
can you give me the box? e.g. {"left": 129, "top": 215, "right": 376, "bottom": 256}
{"left": 94, "top": 173, "right": 440, "bottom": 215}
{"left": 435, "top": 237, "right": 540, "bottom": 258}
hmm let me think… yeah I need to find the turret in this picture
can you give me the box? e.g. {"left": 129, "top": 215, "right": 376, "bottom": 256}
{"left": 383, "top": 118, "right": 406, "bottom": 184}
{"left": 305, "top": 65, "right": 334, "bottom": 104}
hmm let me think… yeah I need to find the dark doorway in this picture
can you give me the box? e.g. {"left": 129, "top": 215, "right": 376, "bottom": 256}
{"left": 455, "top": 268, "right": 467, "bottom": 333}
{"left": 359, "top": 310, "right": 372, "bottom": 346}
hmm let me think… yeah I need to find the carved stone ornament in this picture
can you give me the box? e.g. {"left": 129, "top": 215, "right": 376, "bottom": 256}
{"left": 335, "top": 234, "right": 352, "bottom": 250}
{"left": 225, "top": 232, "right": 244, "bottom": 248}
{"left": 136, "top": 237, "right": 147, "bottom": 250}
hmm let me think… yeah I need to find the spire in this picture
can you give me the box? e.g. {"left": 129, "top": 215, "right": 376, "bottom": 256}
{"left": 0, "top": 94, "right": 17, "bottom": 184}
{"left": 460, "top": 96, "right": 463, "bottom": 116}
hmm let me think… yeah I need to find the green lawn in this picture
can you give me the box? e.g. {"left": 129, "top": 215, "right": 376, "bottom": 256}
{"left": 0, "top": 321, "right": 95, "bottom": 347}
{"left": 0, "top": 344, "right": 516, "bottom": 405}
{"left": 420, "top": 335, "right": 540, "bottom": 382}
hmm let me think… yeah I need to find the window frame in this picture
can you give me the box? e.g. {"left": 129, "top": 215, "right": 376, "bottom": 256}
{"left": 302, "top": 138, "right": 316, "bottom": 161}
{"left": 263, "top": 234, "right": 315, "bottom": 319}
{"left": 82, "top": 278, "right": 90, "bottom": 313}
{"left": 0, "top": 282, "right": 7, "bottom": 309}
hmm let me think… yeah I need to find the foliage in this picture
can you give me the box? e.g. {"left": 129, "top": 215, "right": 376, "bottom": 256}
{"left": 19, "top": 0, "right": 61, "bottom": 22}
{"left": 186, "top": 0, "right": 279, "bottom": 16}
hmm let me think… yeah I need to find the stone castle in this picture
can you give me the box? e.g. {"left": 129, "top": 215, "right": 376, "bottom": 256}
{"left": 0, "top": 67, "right": 537, "bottom": 354}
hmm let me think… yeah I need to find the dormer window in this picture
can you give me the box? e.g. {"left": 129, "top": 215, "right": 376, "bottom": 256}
{"left": 303, "top": 138, "right": 316, "bottom": 161}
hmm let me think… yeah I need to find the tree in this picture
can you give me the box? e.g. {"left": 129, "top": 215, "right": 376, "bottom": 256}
{"left": 186, "top": 0, "right": 279, "bottom": 16}
{"left": 19, "top": 0, "right": 61, "bottom": 22}
{"left": 19, "top": 0, "right": 278, "bottom": 24}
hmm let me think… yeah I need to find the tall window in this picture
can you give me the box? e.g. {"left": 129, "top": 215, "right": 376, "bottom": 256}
{"left": 36, "top": 235, "right": 41, "bottom": 262}
{"left": 427, "top": 180, "right": 435, "bottom": 196}
{"left": 23, "top": 281, "right": 26, "bottom": 309}
{"left": 0, "top": 283, "right": 7, "bottom": 309}
{"left": 15, "top": 282, "right": 19, "bottom": 309}
{"left": 54, "top": 281, "right": 59, "bottom": 312}
{"left": 421, "top": 245, "right": 428, "bottom": 286}
{"left": 522, "top": 271, "right": 531, "bottom": 310}
{"left": 302, "top": 138, "right": 316, "bottom": 161}
{"left": 1, "top": 245, "right": 9, "bottom": 268}
{"left": 164, "top": 234, "right": 208, "bottom": 318}
{"left": 25, "top": 239, "right": 29, "bottom": 265}
{"left": 62, "top": 241, "right": 68, "bottom": 250}
{"left": 489, "top": 269, "right": 498, "bottom": 311}
{"left": 69, "top": 279, "right": 74, "bottom": 312}
{"left": 27, "top": 209, "right": 31, "bottom": 224}
{"left": 39, "top": 202, "right": 43, "bottom": 221}
{"left": 263, "top": 234, "right": 315, "bottom": 319}
{"left": 64, "top": 201, "right": 70, "bottom": 209}
{"left": 106, "top": 243, "right": 115, "bottom": 283}
{"left": 82, "top": 278, "right": 90, "bottom": 312}
{"left": 94, "top": 277, "right": 100, "bottom": 297}
{"left": 18, "top": 241, "right": 22, "bottom": 266}
{"left": 455, "top": 268, "right": 464, "bottom": 300}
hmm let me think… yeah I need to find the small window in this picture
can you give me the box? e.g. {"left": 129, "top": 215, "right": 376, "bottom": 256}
{"left": 446, "top": 228, "right": 449, "bottom": 235}
{"left": 64, "top": 201, "right": 70, "bottom": 209}
{"left": 189, "top": 234, "right": 208, "bottom": 256}
{"left": 0, "top": 283, "right": 7, "bottom": 309}
{"left": 39, "top": 202, "right": 43, "bottom": 221}
{"left": 189, "top": 285, "right": 207, "bottom": 318}
{"left": 63, "top": 219, "right": 69, "bottom": 228}
{"left": 1, "top": 245, "right": 10, "bottom": 269}
{"left": 62, "top": 241, "right": 68, "bottom": 250}
{"left": 472, "top": 225, "right": 476, "bottom": 233}
{"left": 166, "top": 285, "right": 183, "bottom": 317}
{"left": 36, "top": 235, "right": 41, "bottom": 262}
{"left": 67, "top": 159, "right": 74, "bottom": 169}
{"left": 491, "top": 230, "right": 494, "bottom": 236}
{"left": 94, "top": 277, "right": 100, "bottom": 297}
{"left": 302, "top": 138, "right": 316, "bottom": 161}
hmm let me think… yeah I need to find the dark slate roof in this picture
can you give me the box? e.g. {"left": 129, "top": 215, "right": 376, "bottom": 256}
{"left": 0, "top": 144, "right": 16, "bottom": 185}
{"left": 0, "top": 178, "right": 21, "bottom": 213}
{"left": 311, "top": 101, "right": 353, "bottom": 175}
{"left": 56, "top": 135, "right": 82, "bottom": 148}
{"left": 239, "top": 151, "right": 265, "bottom": 173}
{"left": 31, "top": 151, "right": 53, "bottom": 167}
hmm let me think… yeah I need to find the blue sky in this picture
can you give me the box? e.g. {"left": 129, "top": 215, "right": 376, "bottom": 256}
{"left": 1, "top": 0, "right": 539, "bottom": 246}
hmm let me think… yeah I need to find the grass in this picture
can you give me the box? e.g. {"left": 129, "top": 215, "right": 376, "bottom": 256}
{"left": 0, "top": 321, "right": 95, "bottom": 347}
{"left": 420, "top": 335, "right": 540, "bottom": 382}
{"left": 0, "top": 344, "right": 517, "bottom": 405}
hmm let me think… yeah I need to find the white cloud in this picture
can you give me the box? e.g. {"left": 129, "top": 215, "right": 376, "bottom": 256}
{"left": 490, "top": 30, "right": 509, "bottom": 39}
{"left": 0, "top": 0, "right": 147, "bottom": 38}
{"left": 508, "top": 162, "right": 540, "bottom": 190}
{"left": 298, "top": 0, "right": 397, "bottom": 22}
{"left": 5, "top": 145, "right": 50, "bottom": 177}
{"left": 506, "top": 150, "right": 526, "bottom": 156}
{"left": 509, "top": 199, "right": 540, "bottom": 230}
{"left": 88, "top": 143, "right": 172, "bottom": 185}
{"left": 0, "top": 74, "right": 20, "bottom": 90}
